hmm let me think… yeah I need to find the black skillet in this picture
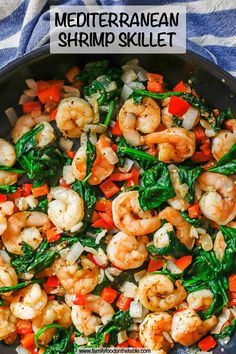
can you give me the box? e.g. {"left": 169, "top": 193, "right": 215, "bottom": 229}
{"left": 0, "top": 45, "right": 235, "bottom": 353}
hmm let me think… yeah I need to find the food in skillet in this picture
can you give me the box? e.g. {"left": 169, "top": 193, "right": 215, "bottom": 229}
{"left": 0, "top": 59, "right": 236, "bottom": 354}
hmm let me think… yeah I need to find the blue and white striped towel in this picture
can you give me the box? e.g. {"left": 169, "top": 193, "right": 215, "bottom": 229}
{"left": 0, "top": 0, "right": 235, "bottom": 76}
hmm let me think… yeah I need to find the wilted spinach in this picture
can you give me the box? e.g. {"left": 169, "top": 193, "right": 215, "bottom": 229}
{"left": 0, "top": 185, "right": 18, "bottom": 194}
{"left": 181, "top": 211, "right": 200, "bottom": 226}
{"left": 139, "top": 163, "right": 175, "bottom": 211}
{"left": 209, "top": 143, "right": 236, "bottom": 175}
{"left": 0, "top": 279, "right": 43, "bottom": 294}
{"left": 177, "top": 165, "right": 202, "bottom": 203}
{"left": 15, "top": 124, "right": 44, "bottom": 157}
{"left": 148, "top": 230, "right": 189, "bottom": 258}
{"left": 215, "top": 318, "right": 236, "bottom": 339}
{"left": 74, "top": 60, "right": 109, "bottom": 83}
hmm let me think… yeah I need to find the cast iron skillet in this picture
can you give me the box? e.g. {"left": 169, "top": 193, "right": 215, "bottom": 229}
{"left": 0, "top": 46, "right": 235, "bottom": 354}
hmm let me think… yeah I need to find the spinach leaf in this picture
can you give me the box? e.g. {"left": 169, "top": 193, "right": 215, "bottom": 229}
{"left": 0, "top": 185, "right": 18, "bottom": 194}
{"left": 16, "top": 124, "right": 44, "bottom": 158}
{"left": 181, "top": 211, "right": 200, "bottom": 226}
{"left": 139, "top": 163, "right": 175, "bottom": 211}
{"left": 18, "top": 146, "right": 65, "bottom": 184}
{"left": 85, "top": 134, "right": 96, "bottom": 178}
{"left": 117, "top": 138, "right": 158, "bottom": 170}
{"left": 71, "top": 181, "right": 96, "bottom": 232}
{"left": 148, "top": 230, "right": 189, "bottom": 258}
{"left": 34, "top": 197, "right": 48, "bottom": 213}
{"left": 0, "top": 279, "right": 43, "bottom": 293}
{"left": 215, "top": 318, "right": 236, "bottom": 339}
{"left": 219, "top": 225, "right": 236, "bottom": 273}
{"left": 209, "top": 143, "right": 236, "bottom": 175}
{"left": 0, "top": 165, "right": 25, "bottom": 173}
{"left": 177, "top": 165, "right": 202, "bottom": 204}
{"left": 75, "top": 60, "right": 109, "bottom": 83}
{"left": 172, "top": 115, "right": 183, "bottom": 127}
{"left": 88, "top": 311, "right": 133, "bottom": 347}
{"left": 0, "top": 298, "right": 5, "bottom": 306}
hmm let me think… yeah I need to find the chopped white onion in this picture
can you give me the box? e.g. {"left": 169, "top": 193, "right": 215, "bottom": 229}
{"left": 89, "top": 132, "right": 97, "bottom": 145}
{"left": 75, "top": 336, "right": 88, "bottom": 346}
{"left": 59, "top": 247, "right": 70, "bottom": 260}
{"left": 15, "top": 197, "right": 28, "bottom": 211}
{"left": 196, "top": 227, "right": 207, "bottom": 235}
{"left": 84, "top": 124, "right": 106, "bottom": 134}
{"left": 182, "top": 107, "right": 199, "bottom": 130}
{"left": 97, "top": 76, "right": 117, "bottom": 92}
{"left": 121, "top": 69, "right": 137, "bottom": 84}
{"left": 218, "top": 336, "right": 231, "bottom": 346}
{"left": 120, "top": 281, "right": 137, "bottom": 298}
{"left": 117, "top": 330, "right": 128, "bottom": 344}
{"left": 95, "top": 229, "right": 107, "bottom": 244}
{"left": 108, "top": 267, "right": 122, "bottom": 277}
{"left": 136, "top": 66, "right": 148, "bottom": 82}
{"left": 63, "top": 85, "right": 80, "bottom": 97}
{"left": 19, "top": 94, "right": 33, "bottom": 105}
{"left": 5, "top": 107, "right": 18, "bottom": 126}
{"left": 130, "top": 301, "right": 143, "bottom": 318}
{"left": 118, "top": 158, "right": 134, "bottom": 173}
{"left": 230, "top": 306, "right": 236, "bottom": 318}
{"left": 200, "top": 233, "right": 213, "bottom": 251}
{"left": 16, "top": 345, "right": 30, "bottom": 354}
{"left": 102, "top": 147, "right": 119, "bottom": 165}
{"left": 93, "top": 248, "right": 108, "bottom": 266}
{"left": 25, "top": 195, "right": 38, "bottom": 208}
{"left": 98, "top": 268, "right": 105, "bottom": 284}
{"left": 211, "top": 307, "right": 230, "bottom": 334}
{"left": 59, "top": 137, "right": 73, "bottom": 152}
{"left": 190, "top": 226, "right": 199, "bottom": 239}
{"left": 154, "top": 223, "right": 173, "bottom": 248}
{"left": 84, "top": 246, "right": 97, "bottom": 255}
{"left": 126, "top": 81, "right": 145, "bottom": 90}
{"left": 24, "top": 88, "right": 37, "bottom": 98}
{"left": 0, "top": 250, "right": 11, "bottom": 263}
{"left": 25, "top": 78, "right": 37, "bottom": 91}
{"left": 66, "top": 241, "right": 84, "bottom": 264}
{"left": 63, "top": 165, "right": 75, "bottom": 185}
{"left": 121, "top": 84, "right": 133, "bottom": 101}
{"left": 200, "top": 119, "right": 216, "bottom": 137}
{"left": 70, "top": 222, "right": 83, "bottom": 233}
{"left": 122, "top": 58, "right": 139, "bottom": 70}
{"left": 134, "top": 270, "right": 146, "bottom": 282}
{"left": 105, "top": 268, "right": 115, "bottom": 281}
{"left": 167, "top": 260, "right": 183, "bottom": 274}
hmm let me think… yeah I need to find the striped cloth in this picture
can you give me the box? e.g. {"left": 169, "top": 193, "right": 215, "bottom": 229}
{"left": 0, "top": 0, "right": 235, "bottom": 76}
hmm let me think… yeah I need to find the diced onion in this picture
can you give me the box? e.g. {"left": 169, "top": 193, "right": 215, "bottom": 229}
{"left": 218, "top": 336, "right": 231, "bottom": 346}
{"left": 105, "top": 268, "right": 115, "bottom": 281}
{"left": 108, "top": 267, "right": 122, "bottom": 277}
{"left": 24, "top": 89, "right": 37, "bottom": 98}
{"left": 182, "top": 107, "right": 199, "bottom": 130}
{"left": 118, "top": 158, "right": 134, "bottom": 173}
{"left": 98, "top": 268, "right": 105, "bottom": 284}
{"left": 16, "top": 345, "right": 30, "bottom": 354}
{"left": 0, "top": 250, "right": 11, "bottom": 263}
{"left": 63, "top": 85, "right": 80, "bottom": 97}
{"left": 102, "top": 147, "right": 119, "bottom": 165}
{"left": 66, "top": 241, "right": 84, "bottom": 264}
{"left": 59, "top": 137, "right": 73, "bottom": 152}
{"left": 19, "top": 94, "right": 33, "bottom": 105}
{"left": 190, "top": 226, "right": 199, "bottom": 239}
{"left": 25, "top": 196, "right": 38, "bottom": 208}
{"left": 230, "top": 306, "right": 236, "bottom": 318}
{"left": 166, "top": 260, "right": 183, "bottom": 274}
{"left": 5, "top": 107, "right": 18, "bottom": 126}
{"left": 97, "top": 76, "right": 117, "bottom": 92}
{"left": 121, "top": 84, "right": 133, "bottom": 101}
{"left": 130, "top": 301, "right": 143, "bottom": 318}
{"left": 120, "top": 281, "right": 137, "bottom": 298}
{"left": 118, "top": 330, "right": 128, "bottom": 344}
{"left": 89, "top": 132, "right": 97, "bottom": 145}
{"left": 95, "top": 230, "right": 107, "bottom": 244}
{"left": 59, "top": 247, "right": 70, "bottom": 260}
{"left": 211, "top": 307, "right": 231, "bottom": 334}
{"left": 196, "top": 227, "right": 207, "bottom": 235}
{"left": 121, "top": 69, "right": 137, "bottom": 84}
{"left": 126, "top": 81, "right": 145, "bottom": 90}
{"left": 84, "top": 246, "right": 97, "bottom": 255}
{"left": 70, "top": 222, "right": 83, "bottom": 233}
{"left": 200, "top": 119, "right": 216, "bottom": 137}
{"left": 134, "top": 270, "right": 146, "bottom": 282}
{"left": 63, "top": 165, "right": 75, "bottom": 185}
{"left": 25, "top": 78, "right": 37, "bottom": 91}
{"left": 122, "top": 58, "right": 139, "bottom": 71}
{"left": 84, "top": 124, "right": 106, "bottom": 134}
{"left": 75, "top": 336, "right": 88, "bottom": 345}
{"left": 200, "top": 233, "right": 213, "bottom": 251}
{"left": 93, "top": 248, "right": 108, "bottom": 266}
{"left": 179, "top": 183, "right": 189, "bottom": 198}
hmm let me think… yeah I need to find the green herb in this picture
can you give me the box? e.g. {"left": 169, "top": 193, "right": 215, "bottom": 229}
{"left": 177, "top": 165, "right": 202, "bottom": 203}
{"left": 0, "top": 279, "right": 43, "bottom": 293}
{"left": 215, "top": 318, "right": 236, "bottom": 339}
{"left": 104, "top": 100, "right": 115, "bottom": 126}
{"left": 0, "top": 298, "right": 5, "bottom": 306}
{"left": 15, "top": 124, "right": 44, "bottom": 157}
{"left": 181, "top": 211, "right": 200, "bottom": 226}
{"left": 148, "top": 230, "right": 189, "bottom": 258}
{"left": 117, "top": 138, "right": 158, "bottom": 170}
{"left": 75, "top": 60, "right": 109, "bottom": 83}
{"left": 0, "top": 185, "right": 18, "bottom": 194}
{"left": 139, "top": 162, "right": 175, "bottom": 211}
{"left": 172, "top": 115, "right": 183, "bottom": 127}
{"left": 34, "top": 197, "right": 48, "bottom": 213}
{"left": 0, "top": 165, "right": 25, "bottom": 173}
{"left": 219, "top": 225, "right": 236, "bottom": 273}
{"left": 85, "top": 134, "right": 96, "bottom": 178}
{"left": 209, "top": 143, "right": 236, "bottom": 175}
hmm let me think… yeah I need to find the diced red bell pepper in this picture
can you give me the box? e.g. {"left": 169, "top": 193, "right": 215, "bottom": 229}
{"left": 73, "top": 294, "right": 87, "bottom": 306}
{"left": 198, "top": 335, "right": 217, "bottom": 352}
{"left": 168, "top": 96, "right": 190, "bottom": 117}
{"left": 104, "top": 333, "right": 110, "bottom": 344}
{"left": 116, "top": 341, "right": 129, "bottom": 348}
{"left": 91, "top": 211, "right": 99, "bottom": 223}
{"left": 229, "top": 274, "right": 236, "bottom": 292}
{"left": 0, "top": 194, "right": 7, "bottom": 202}
{"left": 188, "top": 203, "right": 200, "bottom": 219}
{"left": 32, "top": 184, "right": 49, "bottom": 198}
{"left": 22, "top": 101, "right": 42, "bottom": 114}
{"left": 191, "top": 151, "right": 211, "bottom": 163}
{"left": 99, "top": 179, "right": 120, "bottom": 199}
{"left": 146, "top": 73, "right": 163, "bottom": 83}
{"left": 59, "top": 177, "right": 70, "bottom": 188}
{"left": 147, "top": 81, "right": 163, "bottom": 93}
{"left": 227, "top": 291, "right": 236, "bottom": 307}
{"left": 175, "top": 255, "right": 192, "bottom": 271}
{"left": 21, "top": 333, "right": 35, "bottom": 350}
{"left": 112, "top": 121, "right": 122, "bottom": 136}
{"left": 224, "top": 119, "right": 235, "bottom": 132}
{"left": 126, "top": 167, "right": 139, "bottom": 188}
{"left": 200, "top": 143, "right": 211, "bottom": 156}
{"left": 98, "top": 211, "right": 114, "bottom": 229}
{"left": 38, "top": 85, "right": 61, "bottom": 104}
{"left": 16, "top": 320, "right": 33, "bottom": 335}
{"left": 46, "top": 227, "right": 62, "bottom": 243}
{"left": 109, "top": 172, "right": 132, "bottom": 182}
{"left": 21, "top": 183, "right": 33, "bottom": 197}
{"left": 128, "top": 338, "right": 143, "bottom": 348}
{"left": 193, "top": 126, "right": 205, "bottom": 141}
{"left": 112, "top": 144, "right": 118, "bottom": 152}
{"left": 9, "top": 188, "right": 22, "bottom": 201}
{"left": 147, "top": 259, "right": 164, "bottom": 272}
{"left": 173, "top": 80, "right": 191, "bottom": 93}
{"left": 95, "top": 199, "right": 112, "bottom": 212}
{"left": 37, "top": 80, "right": 49, "bottom": 92}
{"left": 66, "top": 66, "right": 80, "bottom": 83}
{"left": 50, "top": 108, "right": 58, "bottom": 121}
{"left": 66, "top": 150, "right": 75, "bottom": 159}
{"left": 116, "top": 294, "right": 132, "bottom": 311}
{"left": 100, "top": 287, "right": 118, "bottom": 303}
{"left": 46, "top": 276, "right": 60, "bottom": 288}
{"left": 91, "top": 219, "right": 110, "bottom": 230}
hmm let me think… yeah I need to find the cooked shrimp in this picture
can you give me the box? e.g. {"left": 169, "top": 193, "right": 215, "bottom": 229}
{"left": 0, "top": 307, "right": 17, "bottom": 341}
{"left": 162, "top": 104, "right": 199, "bottom": 130}
{"left": 139, "top": 274, "right": 187, "bottom": 312}
{"left": 118, "top": 97, "right": 161, "bottom": 146}
{"left": 2, "top": 211, "right": 50, "bottom": 255}
{"left": 198, "top": 172, "right": 236, "bottom": 225}
{"left": 159, "top": 207, "right": 194, "bottom": 249}
{"left": 171, "top": 308, "right": 217, "bottom": 346}
{"left": 139, "top": 312, "right": 173, "bottom": 352}
{"left": 107, "top": 231, "right": 148, "bottom": 269}
{"left": 12, "top": 113, "right": 50, "bottom": 143}
{"left": 71, "top": 294, "right": 114, "bottom": 336}
{"left": 0, "top": 138, "right": 16, "bottom": 167}
{"left": 112, "top": 191, "right": 160, "bottom": 236}
{"left": 0, "top": 257, "right": 18, "bottom": 296}
{"left": 167, "top": 165, "right": 190, "bottom": 211}
{"left": 146, "top": 127, "right": 196, "bottom": 163}
{"left": 53, "top": 256, "right": 99, "bottom": 295}
{"left": 32, "top": 300, "right": 72, "bottom": 344}
{"left": 187, "top": 289, "right": 213, "bottom": 310}
{"left": 214, "top": 221, "right": 236, "bottom": 261}
{"left": 10, "top": 284, "right": 47, "bottom": 320}
{"left": 212, "top": 130, "right": 236, "bottom": 161}
{"left": 55, "top": 97, "right": 94, "bottom": 138}
{"left": 48, "top": 187, "right": 84, "bottom": 231}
